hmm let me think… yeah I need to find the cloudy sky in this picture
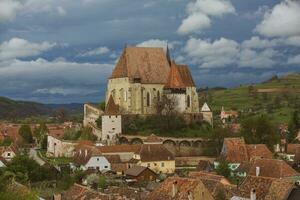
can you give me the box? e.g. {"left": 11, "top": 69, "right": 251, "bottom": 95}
{"left": 0, "top": 0, "right": 300, "bottom": 103}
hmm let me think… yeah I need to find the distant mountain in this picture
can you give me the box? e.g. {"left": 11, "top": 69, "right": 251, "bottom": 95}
{"left": 0, "top": 96, "right": 84, "bottom": 120}
{"left": 200, "top": 73, "right": 300, "bottom": 124}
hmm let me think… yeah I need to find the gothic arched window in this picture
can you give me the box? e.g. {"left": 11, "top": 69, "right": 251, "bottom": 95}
{"left": 146, "top": 92, "right": 151, "bottom": 107}
{"left": 187, "top": 95, "right": 191, "bottom": 108}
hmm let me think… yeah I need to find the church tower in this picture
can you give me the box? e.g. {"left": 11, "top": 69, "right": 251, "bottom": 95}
{"left": 164, "top": 60, "right": 187, "bottom": 112}
{"left": 101, "top": 95, "right": 122, "bottom": 145}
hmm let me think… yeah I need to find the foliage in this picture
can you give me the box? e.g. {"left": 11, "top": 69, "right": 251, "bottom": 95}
{"left": 216, "top": 159, "right": 231, "bottom": 178}
{"left": 63, "top": 128, "right": 81, "bottom": 140}
{"left": 210, "top": 122, "right": 238, "bottom": 154}
{"left": 95, "top": 116, "right": 102, "bottom": 128}
{"left": 6, "top": 155, "right": 57, "bottom": 183}
{"left": 0, "top": 138, "right": 12, "bottom": 146}
{"left": 241, "top": 115, "right": 279, "bottom": 150}
{"left": 33, "top": 122, "right": 48, "bottom": 147}
{"left": 288, "top": 110, "right": 300, "bottom": 143}
{"left": 98, "top": 175, "right": 107, "bottom": 189}
{"left": 19, "top": 124, "right": 34, "bottom": 144}
{"left": 79, "top": 127, "right": 97, "bottom": 141}
{"left": 99, "top": 101, "right": 106, "bottom": 111}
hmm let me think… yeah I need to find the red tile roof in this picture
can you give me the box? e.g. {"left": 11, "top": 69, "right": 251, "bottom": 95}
{"left": 247, "top": 158, "right": 299, "bottom": 178}
{"left": 164, "top": 61, "right": 186, "bottom": 89}
{"left": 104, "top": 95, "right": 119, "bottom": 115}
{"left": 176, "top": 65, "right": 195, "bottom": 87}
{"left": 111, "top": 47, "right": 170, "bottom": 84}
{"left": 137, "top": 144, "right": 174, "bottom": 162}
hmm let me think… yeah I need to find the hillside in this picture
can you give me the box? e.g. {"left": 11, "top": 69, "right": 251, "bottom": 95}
{"left": 200, "top": 73, "right": 300, "bottom": 124}
{"left": 0, "top": 97, "right": 83, "bottom": 121}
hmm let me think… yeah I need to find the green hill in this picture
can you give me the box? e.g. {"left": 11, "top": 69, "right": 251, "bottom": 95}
{"left": 200, "top": 73, "right": 300, "bottom": 124}
{"left": 0, "top": 97, "right": 83, "bottom": 121}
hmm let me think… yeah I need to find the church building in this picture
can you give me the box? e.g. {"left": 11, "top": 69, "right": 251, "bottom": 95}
{"left": 105, "top": 46, "right": 199, "bottom": 115}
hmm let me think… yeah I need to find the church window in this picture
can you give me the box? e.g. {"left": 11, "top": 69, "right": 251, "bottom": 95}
{"left": 187, "top": 95, "right": 191, "bottom": 108}
{"left": 146, "top": 92, "right": 151, "bottom": 107}
{"left": 124, "top": 90, "right": 127, "bottom": 102}
{"left": 157, "top": 91, "right": 160, "bottom": 102}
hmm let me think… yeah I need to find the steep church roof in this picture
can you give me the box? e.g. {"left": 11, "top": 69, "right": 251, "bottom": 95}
{"left": 164, "top": 60, "right": 186, "bottom": 89}
{"left": 110, "top": 47, "right": 170, "bottom": 84}
{"left": 105, "top": 95, "right": 119, "bottom": 115}
{"left": 177, "top": 65, "right": 195, "bottom": 87}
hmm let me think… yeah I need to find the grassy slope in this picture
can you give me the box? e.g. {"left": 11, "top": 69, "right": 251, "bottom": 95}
{"left": 207, "top": 73, "right": 300, "bottom": 124}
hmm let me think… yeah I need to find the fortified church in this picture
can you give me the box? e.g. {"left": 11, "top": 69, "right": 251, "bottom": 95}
{"left": 84, "top": 46, "right": 212, "bottom": 145}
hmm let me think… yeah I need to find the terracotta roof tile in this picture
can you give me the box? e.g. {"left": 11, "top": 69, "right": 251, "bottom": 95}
{"left": 111, "top": 47, "right": 170, "bottom": 84}
{"left": 125, "top": 166, "right": 151, "bottom": 176}
{"left": 144, "top": 134, "right": 163, "bottom": 143}
{"left": 104, "top": 95, "right": 119, "bottom": 115}
{"left": 177, "top": 65, "right": 195, "bottom": 87}
{"left": 246, "top": 144, "right": 273, "bottom": 160}
{"left": 287, "top": 144, "right": 300, "bottom": 154}
{"left": 164, "top": 61, "right": 186, "bottom": 89}
{"left": 138, "top": 144, "right": 174, "bottom": 162}
{"left": 97, "top": 144, "right": 141, "bottom": 154}
{"left": 247, "top": 158, "right": 299, "bottom": 178}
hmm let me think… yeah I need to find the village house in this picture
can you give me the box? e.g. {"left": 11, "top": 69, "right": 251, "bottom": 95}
{"left": 217, "top": 137, "right": 273, "bottom": 173}
{"left": 243, "top": 158, "right": 300, "bottom": 181}
{"left": 147, "top": 176, "right": 215, "bottom": 200}
{"left": 46, "top": 127, "right": 77, "bottom": 157}
{"left": 0, "top": 144, "right": 18, "bottom": 161}
{"left": 0, "top": 156, "right": 8, "bottom": 167}
{"left": 72, "top": 144, "right": 111, "bottom": 171}
{"left": 220, "top": 106, "right": 239, "bottom": 123}
{"left": 189, "top": 171, "right": 236, "bottom": 199}
{"left": 231, "top": 175, "right": 297, "bottom": 200}
{"left": 124, "top": 166, "right": 157, "bottom": 183}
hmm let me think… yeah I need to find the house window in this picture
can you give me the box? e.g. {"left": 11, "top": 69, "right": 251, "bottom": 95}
{"left": 154, "top": 163, "right": 157, "bottom": 166}
{"left": 97, "top": 158, "right": 99, "bottom": 161}
{"left": 146, "top": 92, "right": 150, "bottom": 107}
{"left": 161, "top": 162, "right": 164, "bottom": 167}
{"left": 187, "top": 95, "right": 191, "bottom": 108}
{"left": 147, "top": 163, "right": 150, "bottom": 167}
{"left": 104, "top": 166, "right": 108, "bottom": 168}
{"left": 7, "top": 152, "right": 11, "bottom": 157}
{"left": 157, "top": 91, "right": 160, "bottom": 102}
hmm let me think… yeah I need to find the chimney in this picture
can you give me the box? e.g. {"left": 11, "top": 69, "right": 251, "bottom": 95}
{"left": 85, "top": 149, "right": 88, "bottom": 157}
{"left": 172, "top": 181, "right": 178, "bottom": 197}
{"left": 250, "top": 189, "right": 256, "bottom": 200}
{"left": 255, "top": 166, "right": 260, "bottom": 177}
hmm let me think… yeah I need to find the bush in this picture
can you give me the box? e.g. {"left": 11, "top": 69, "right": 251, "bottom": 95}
{"left": 18, "top": 125, "right": 33, "bottom": 144}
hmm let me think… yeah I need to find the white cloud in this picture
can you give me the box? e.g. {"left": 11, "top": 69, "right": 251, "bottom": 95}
{"left": 183, "top": 37, "right": 239, "bottom": 68}
{"left": 285, "top": 36, "right": 300, "bottom": 47}
{"left": 136, "top": 39, "right": 176, "bottom": 51}
{"left": 57, "top": 6, "right": 66, "bottom": 16}
{"left": 288, "top": 54, "right": 300, "bottom": 65}
{"left": 241, "top": 36, "right": 279, "bottom": 49}
{"left": 79, "top": 46, "right": 110, "bottom": 57}
{"left": 0, "top": 0, "right": 22, "bottom": 22}
{"left": 255, "top": 0, "right": 300, "bottom": 37}
{"left": 34, "top": 87, "right": 98, "bottom": 96}
{"left": 239, "top": 48, "right": 277, "bottom": 68}
{"left": 178, "top": 0, "right": 235, "bottom": 35}
{"left": 0, "top": 38, "right": 56, "bottom": 60}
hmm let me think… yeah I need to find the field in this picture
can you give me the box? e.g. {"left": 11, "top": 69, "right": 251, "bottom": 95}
{"left": 202, "top": 73, "right": 300, "bottom": 124}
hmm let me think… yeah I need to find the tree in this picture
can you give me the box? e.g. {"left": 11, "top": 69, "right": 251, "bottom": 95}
{"left": 241, "top": 115, "right": 279, "bottom": 150}
{"left": 287, "top": 111, "right": 300, "bottom": 143}
{"left": 33, "top": 122, "right": 48, "bottom": 147}
{"left": 216, "top": 159, "right": 231, "bottom": 178}
{"left": 63, "top": 129, "right": 81, "bottom": 140}
{"left": 80, "top": 127, "right": 97, "bottom": 141}
{"left": 18, "top": 125, "right": 33, "bottom": 144}
{"left": 95, "top": 116, "right": 102, "bottom": 128}
{"left": 98, "top": 101, "right": 106, "bottom": 111}
{"left": 56, "top": 108, "right": 67, "bottom": 123}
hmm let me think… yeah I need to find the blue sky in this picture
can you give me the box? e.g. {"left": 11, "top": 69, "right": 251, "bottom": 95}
{"left": 0, "top": 0, "right": 299, "bottom": 103}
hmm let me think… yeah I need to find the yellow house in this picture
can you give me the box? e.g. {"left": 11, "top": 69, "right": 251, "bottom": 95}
{"left": 132, "top": 143, "right": 175, "bottom": 174}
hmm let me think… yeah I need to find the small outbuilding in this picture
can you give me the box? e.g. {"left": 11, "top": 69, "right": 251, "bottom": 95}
{"left": 125, "top": 166, "right": 157, "bottom": 182}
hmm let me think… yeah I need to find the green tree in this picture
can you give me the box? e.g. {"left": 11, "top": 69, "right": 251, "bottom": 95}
{"left": 98, "top": 175, "right": 107, "bottom": 189}
{"left": 241, "top": 115, "right": 279, "bottom": 149}
{"left": 99, "top": 101, "right": 106, "bottom": 111}
{"left": 216, "top": 159, "right": 231, "bottom": 178}
{"left": 33, "top": 122, "right": 48, "bottom": 147}
{"left": 95, "top": 116, "right": 102, "bottom": 128}
{"left": 63, "top": 128, "right": 81, "bottom": 140}
{"left": 287, "top": 110, "right": 300, "bottom": 143}
{"left": 18, "top": 125, "right": 33, "bottom": 144}
{"left": 80, "top": 127, "right": 97, "bottom": 141}
{"left": 0, "top": 138, "right": 12, "bottom": 146}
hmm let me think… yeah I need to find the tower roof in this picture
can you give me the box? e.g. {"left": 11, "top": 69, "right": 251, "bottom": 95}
{"left": 105, "top": 95, "right": 119, "bottom": 115}
{"left": 164, "top": 60, "right": 186, "bottom": 89}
